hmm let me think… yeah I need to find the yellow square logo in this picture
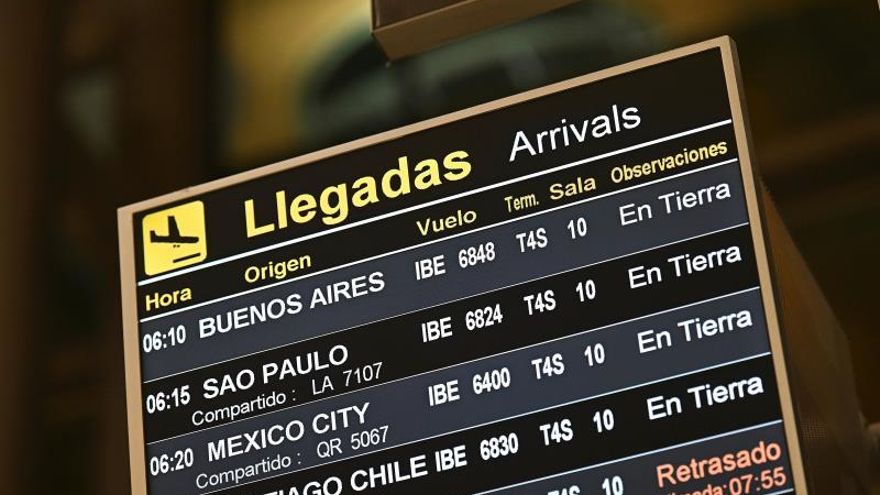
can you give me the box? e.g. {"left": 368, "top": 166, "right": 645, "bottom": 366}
{"left": 142, "top": 201, "right": 207, "bottom": 275}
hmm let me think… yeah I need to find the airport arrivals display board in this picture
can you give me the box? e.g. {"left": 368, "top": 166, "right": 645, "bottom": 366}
{"left": 118, "top": 38, "right": 809, "bottom": 495}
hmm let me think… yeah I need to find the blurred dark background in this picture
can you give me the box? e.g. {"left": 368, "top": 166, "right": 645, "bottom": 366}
{"left": 0, "top": 1, "right": 877, "bottom": 493}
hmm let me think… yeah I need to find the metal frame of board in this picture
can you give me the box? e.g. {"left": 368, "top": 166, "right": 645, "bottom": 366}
{"left": 370, "top": 0, "right": 581, "bottom": 59}
{"left": 118, "top": 37, "right": 810, "bottom": 495}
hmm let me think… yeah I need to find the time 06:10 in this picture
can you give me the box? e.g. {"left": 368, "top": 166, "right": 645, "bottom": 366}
{"left": 142, "top": 324, "right": 187, "bottom": 354}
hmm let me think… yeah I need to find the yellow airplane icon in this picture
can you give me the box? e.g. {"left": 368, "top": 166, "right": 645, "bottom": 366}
{"left": 142, "top": 201, "right": 207, "bottom": 275}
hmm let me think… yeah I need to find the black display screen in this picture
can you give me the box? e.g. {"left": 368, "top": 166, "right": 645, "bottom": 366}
{"left": 121, "top": 40, "right": 799, "bottom": 495}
